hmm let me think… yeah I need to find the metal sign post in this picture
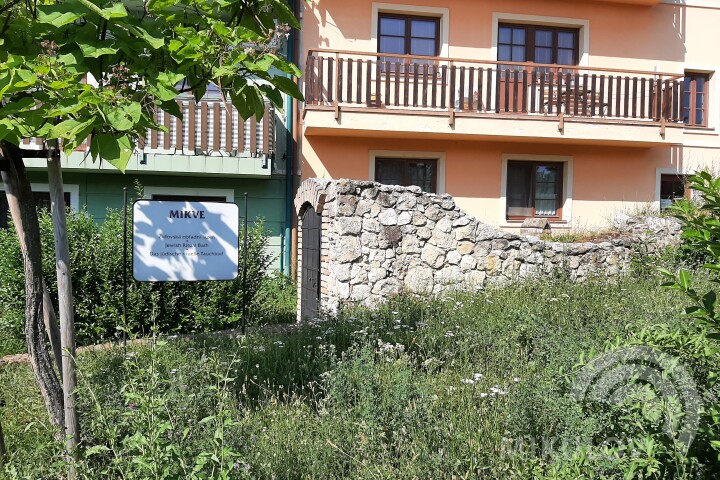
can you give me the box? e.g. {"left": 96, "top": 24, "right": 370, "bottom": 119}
{"left": 242, "top": 192, "right": 248, "bottom": 335}
{"left": 122, "top": 187, "right": 128, "bottom": 350}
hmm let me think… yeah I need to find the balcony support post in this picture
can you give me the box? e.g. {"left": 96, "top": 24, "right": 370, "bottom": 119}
{"left": 333, "top": 52, "right": 340, "bottom": 120}
{"left": 558, "top": 112, "right": 565, "bottom": 133}
{"left": 660, "top": 116, "right": 666, "bottom": 138}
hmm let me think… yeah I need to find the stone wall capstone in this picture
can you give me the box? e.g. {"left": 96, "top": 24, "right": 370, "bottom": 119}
{"left": 295, "top": 179, "right": 682, "bottom": 318}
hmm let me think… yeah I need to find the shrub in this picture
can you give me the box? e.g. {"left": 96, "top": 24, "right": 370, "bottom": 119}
{"left": 0, "top": 207, "right": 283, "bottom": 354}
{"left": 550, "top": 171, "right": 720, "bottom": 479}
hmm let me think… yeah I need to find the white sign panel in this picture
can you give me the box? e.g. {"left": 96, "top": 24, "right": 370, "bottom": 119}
{"left": 133, "top": 200, "right": 239, "bottom": 282}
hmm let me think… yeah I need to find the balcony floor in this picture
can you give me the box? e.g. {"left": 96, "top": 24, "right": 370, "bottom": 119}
{"left": 303, "top": 106, "right": 683, "bottom": 147}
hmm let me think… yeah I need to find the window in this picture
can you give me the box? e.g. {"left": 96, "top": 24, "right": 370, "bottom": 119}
{"left": 378, "top": 13, "right": 439, "bottom": 70}
{"left": 683, "top": 72, "right": 709, "bottom": 127}
{"left": 1, "top": 191, "right": 71, "bottom": 228}
{"left": 144, "top": 186, "right": 234, "bottom": 203}
{"left": 151, "top": 194, "right": 227, "bottom": 202}
{"left": 506, "top": 161, "right": 563, "bottom": 219}
{"left": 660, "top": 174, "right": 688, "bottom": 209}
{"left": 498, "top": 23, "right": 579, "bottom": 71}
{"left": 375, "top": 158, "right": 437, "bottom": 193}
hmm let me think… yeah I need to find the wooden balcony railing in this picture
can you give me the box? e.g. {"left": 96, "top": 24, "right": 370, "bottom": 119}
{"left": 22, "top": 98, "right": 275, "bottom": 158}
{"left": 305, "top": 49, "right": 684, "bottom": 127}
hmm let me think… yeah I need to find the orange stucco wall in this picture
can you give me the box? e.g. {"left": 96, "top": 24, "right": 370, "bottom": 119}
{"left": 302, "top": 0, "right": 687, "bottom": 73}
{"left": 299, "top": 0, "right": 720, "bottom": 230}
{"left": 301, "top": 135, "right": 693, "bottom": 228}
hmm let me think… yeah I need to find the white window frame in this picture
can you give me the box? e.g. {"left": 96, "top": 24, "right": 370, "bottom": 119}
{"left": 1, "top": 183, "right": 80, "bottom": 229}
{"left": 369, "top": 150, "right": 446, "bottom": 194}
{"left": 143, "top": 186, "right": 234, "bottom": 203}
{"left": 656, "top": 167, "right": 691, "bottom": 210}
{"left": 372, "top": 3, "right": 450, "bottom": 58}
{"left": 30, "top": 183, "right": 81, "bottom": 210}
{"left": 491, "top": 13, "right": 590, "bottom": 68}
{"left": 500, "top": 154, "right": 573, "bottom": 227}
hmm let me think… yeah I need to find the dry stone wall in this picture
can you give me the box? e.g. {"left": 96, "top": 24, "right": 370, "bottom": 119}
{"left": 295, "top": 178, "right": 682, "bottom": 318}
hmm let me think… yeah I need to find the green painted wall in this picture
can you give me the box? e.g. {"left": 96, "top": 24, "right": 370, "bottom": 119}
{"left": 24, "top": 170, "right": 288, "bottom": 272}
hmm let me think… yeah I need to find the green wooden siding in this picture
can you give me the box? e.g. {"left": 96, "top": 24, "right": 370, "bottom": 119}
{"left": 24, "top": 171, "right": 288, "bottom": 271}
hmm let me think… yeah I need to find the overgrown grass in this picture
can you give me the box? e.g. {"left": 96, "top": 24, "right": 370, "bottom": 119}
{"left": 0, "top": 268, "right": 708, "bottom": 479}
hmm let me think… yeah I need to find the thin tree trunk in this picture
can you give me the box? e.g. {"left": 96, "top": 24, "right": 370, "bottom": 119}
{"left": 0, "top": 145, "right": 65, "bottom": 431}
{"left": 43, "top": 280, "right": 63, "bottom": 381}
{"left": 47, "top": 151, "right": 80, "bottom": 463}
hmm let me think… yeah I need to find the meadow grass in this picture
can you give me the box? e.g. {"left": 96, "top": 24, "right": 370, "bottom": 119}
{"left": 0, "top": 268, "right": 702, "bottom": 479}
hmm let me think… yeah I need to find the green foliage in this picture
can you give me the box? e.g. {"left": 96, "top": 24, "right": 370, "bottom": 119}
{"left": 0, "top": 225, "right": 25, "bottom": 356}
{"left": 0, "top": 272, "right": 701, "bottom": 478}
{"left": 663, "top": 171, "right": 720, "bottom": 335}
{"left": 548, "top": 171, "right": 720, "bottom": 479}
{"left": 0, "top": 208, "right": 285, "bottom": 355}
{"left": 0, "top": 0, "right": 302, "bottom": 171}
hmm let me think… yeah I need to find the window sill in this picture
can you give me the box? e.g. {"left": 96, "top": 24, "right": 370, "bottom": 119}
{"left": 501, "top": 220, "right": 570, "bottom": 229}
{"left": 683, "top": 126, "right": 717, "bottom": 135}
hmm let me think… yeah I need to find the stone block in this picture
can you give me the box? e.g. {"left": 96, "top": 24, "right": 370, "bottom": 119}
{"left": 430, "top": 230, "right": 456, "bottom": 249}
{"left": 337, "top": 217, "right": 362, "bottom": 236}
{"left": 436, "top": 218, "right": 453, "bottom": 233}
{"left": 372, "top": 278, "right": 401, "bottom": 296}
{"left": 412, "top": 211, "right": 427, "bottom": 226}
{"left": 397, "top": 211, "right": 412, "bottom": 226}
{"left": 336, "top": 195, "right": 358, "bottom": 216}
{"left": 446, "top": 250, "right": 462, "bottom": 265}
{"left": 396, "top": 192, "right": 418, "bottom": 211}
{"left": 369, "top": 267, "right": 387, "bottom": 283}
{"left": 361, "top": 232, "right": 379, "bottom": 248}
{"left": 460, "top": 255, "right": 477, "bottom": 271}
{"left": 519, "top": 218, "right": 551, "bottom": 236}
{"left": 379, "top": 209, "right": 398, "bottom": 226}
{"left": 457, "top": 241, "right": 474, "bottom": 255}
{"left": 436, "top": 266, "right": 463, "bottom": 284}
{"left": 404, "top": 267, "right": 434, "bottom": 292}
{"left": 421, "top": 244, "right": 445, "bottom": 268}
{"left": 337, "top": 236, "right": 362, "bottom": 263}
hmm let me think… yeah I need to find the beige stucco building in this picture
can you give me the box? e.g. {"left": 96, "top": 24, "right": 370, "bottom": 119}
{"left": 297, "top": 0, "right": 720, "bottom": 231}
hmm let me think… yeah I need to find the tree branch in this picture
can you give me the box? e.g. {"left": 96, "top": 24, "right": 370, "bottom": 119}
{"left": 0, "top": 0, "right": 20, "bottom": 17}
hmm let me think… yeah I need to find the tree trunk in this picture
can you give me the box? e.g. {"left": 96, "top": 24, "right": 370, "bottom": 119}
{"left": 43, "top": 280, "right": 64, "bottom": 382}
{"left": 47, "top": 152, "right": 80, "bottom": 460}
{"left": 0, "top": 146, "right": 65, "bottom": 432}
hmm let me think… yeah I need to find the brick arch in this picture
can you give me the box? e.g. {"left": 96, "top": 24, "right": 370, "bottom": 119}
{"left": 295, "top": 178, "right": 330, "bottom": 217}
{"left": 295, "top": 179, "right": 332, "bottom": 322}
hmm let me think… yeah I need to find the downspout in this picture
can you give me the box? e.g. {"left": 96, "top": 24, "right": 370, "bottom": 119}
{"left": 290, "top": 0, "right": 302, "bottom": 279}
{"left": 283, "top": 0, "right": 298, "bottom": 277}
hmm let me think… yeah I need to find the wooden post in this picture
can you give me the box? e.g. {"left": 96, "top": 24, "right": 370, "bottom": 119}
{"left": 47, "top": 147, "right": 79, "bottom": 475}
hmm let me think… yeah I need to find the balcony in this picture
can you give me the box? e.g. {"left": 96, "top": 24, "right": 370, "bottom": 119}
{"left": 303, "top": 50, "right": 685, "bottom": 146}
{"left": 23, "top": 98, "right": 275, "bottom": 178}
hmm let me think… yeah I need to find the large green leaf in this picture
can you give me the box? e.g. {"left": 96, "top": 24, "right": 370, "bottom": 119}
{"left": 91, "top": 134, "right": 134, "bottom": 172}
{"left": 103, "top": 102, "right": 142, "bottom": 131}
{"left": 0, "top": 119, "right": 21, "bottom": 145}
{"left": 147, "top": 0, "right": 182, "bottom": 12}
{"left": 49, "top": 117, "right": 96, "bottom": 140}
{"left": 77, "top": 39, "right": 119, "bottom": 58}
{"left": 270, "top": 0, "right": 301, "bottom": 29}
{"left": 0, "top": 96, "right": 36, "bottom": 117}
{"left": 36, "top": 4, "right": 84, "bottom": 27}
{"left": 75, "top": 0, "right": 128, "bottom": 20}
{"left": 272, "top": 76, "right": 305, "bottom": 101}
